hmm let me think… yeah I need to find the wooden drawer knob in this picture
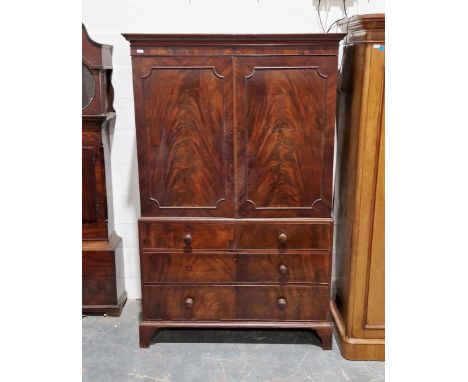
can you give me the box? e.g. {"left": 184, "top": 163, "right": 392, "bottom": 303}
{"left": 277, "top": 298, "right": 287, "bottom": 309}
{"left": 278, "top": 264, "right": 288, "bottom": 275}
{"left": 278, "top": 232, "right": 288, "bottom": 244}
{"left": 184, "top": 297, "right": 194, "bottom": 309}
{"left": 183, "top": 233, "right": 192, "bottom": 246}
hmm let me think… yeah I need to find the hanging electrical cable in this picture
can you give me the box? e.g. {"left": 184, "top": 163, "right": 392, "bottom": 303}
{"left": 317, "top": 0, "right": 326, "bottom": 33}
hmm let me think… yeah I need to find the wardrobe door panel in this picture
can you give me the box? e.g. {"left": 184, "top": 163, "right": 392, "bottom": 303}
{"left": 234, "top": 56, "right": 337, "bottom": 218}
{"left": 132, "top": 57, "right": 234, "bottom": 217}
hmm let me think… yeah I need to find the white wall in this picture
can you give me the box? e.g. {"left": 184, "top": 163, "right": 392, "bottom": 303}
{"left": 83, "top": 0, "right": 385, "bottom": 299}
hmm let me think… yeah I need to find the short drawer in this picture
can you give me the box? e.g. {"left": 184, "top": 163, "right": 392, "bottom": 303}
{"left": 142, "top": 285, "right": 237, "bottom": 321}
{"left": 141, "top": 252, "right": 236, "bottom": 283}
{"left": 236, "top": 252, "right": 329, "bottom": 284}
{"left": 236, "top": 285, "right": 329, "bottom": 321}
{"left": 237, "top": 222, "right": 332, "bottom": 250}
{"left": 142, "top": 285, "right": 329, "bottom": 321}
{"left": 139, "top": 222, "right": 234, "bottom": 250}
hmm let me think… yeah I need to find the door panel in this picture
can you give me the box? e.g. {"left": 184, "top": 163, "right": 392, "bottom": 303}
{"left": 234, "top": 56, "right": 337, "bottom": 218}
{"left": 132, "top": 57, "right": 234, "bottom": 217}
{"left": 82, "top": 146, "right": 98, "bottom": 223}
{"left": 82, "top": 128, "right": 108, "bottom": 239}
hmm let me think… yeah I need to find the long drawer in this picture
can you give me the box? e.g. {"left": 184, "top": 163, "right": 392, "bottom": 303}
{"left": 139, "top": 221, "right": 332, "bottom": 251}
{"left": 142, "top": 285, "right": 329, "bottom": 321}
{"left": 141, "top": 252, "right": 330, "bottom": 284}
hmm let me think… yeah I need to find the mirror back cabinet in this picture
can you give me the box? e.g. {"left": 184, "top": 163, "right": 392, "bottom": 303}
{"left": 124, "top": 33, "right": 344, "bottom": 347}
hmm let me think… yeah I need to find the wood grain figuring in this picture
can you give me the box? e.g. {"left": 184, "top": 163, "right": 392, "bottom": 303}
{"left": 237, "top": 222, "right": 332, "bottom": 250}
{"left": 132, "top": 57, "right": 234, "bottom": 217}
{"left": 144, "top": 67, "right": 225, "bottom": 208}
{"left": 236, "top": 285, "right": 329, "bottom": 321}
{"left": 235, "top": 56, "right": 337, "bottom": 218}
{"left": 245, "top": 68, "right": 325, "bottom": 209}
{"left": 236, "top": 252, "right": 330, "bottom": 284}
{"left": 141, "top": 251, "right": 329, "bottom": 284}
{"left": 332, "top": 14, "right": 385, "bottom": 360}
{"left": 143, "top": 285, "right": 329, "bottom": 321}
{"left": 124, "top": 33, "right": 344, "bottom": 349}
{"left": 141, "top": 252, "right": 236, "bottom": 283}
{"left": 139, "top": 221, "right": 234, "bottom": 250}
{"left": 142, "top": 286, "right": 237, "bottom": 321}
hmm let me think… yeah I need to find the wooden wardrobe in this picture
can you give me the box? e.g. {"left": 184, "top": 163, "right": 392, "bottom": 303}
{"left": 82, "top": 25, "right": 126, "bottom": 316}
{"left": 332, "top": 14, "right": 385, "bottom": 360}
{"left": 124, "top": 34, "right": 344, "bottom": 348}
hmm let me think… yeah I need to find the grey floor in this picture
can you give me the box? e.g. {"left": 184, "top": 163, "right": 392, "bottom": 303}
{"left": 83, "top": 300, "right": 384, "bottom": 382}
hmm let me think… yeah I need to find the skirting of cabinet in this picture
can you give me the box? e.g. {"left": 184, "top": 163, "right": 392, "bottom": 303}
{"left": 139, "top": 320, "right": 332, "bottom": 350}
{"left": 82, "top": 291, "right": 127, "bottom": 317}
{"left": 330, "top": 300, "right": 384, "bottom": 360}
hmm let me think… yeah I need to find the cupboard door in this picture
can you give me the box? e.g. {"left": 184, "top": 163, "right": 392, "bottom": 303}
{"left": 131, "top": 57, "right": 234, "bottom": 217}
{"left": 234, "top": 56, "right": 337, "bottom": 218}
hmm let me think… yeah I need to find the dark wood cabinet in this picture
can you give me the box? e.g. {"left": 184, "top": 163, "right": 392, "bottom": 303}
{"left": 331, "top": 14, "right": 385, "bottom": 360}
{"left": 124, "top": 33, "right": 344, "bottom": 348}
{"left": 83, "top": 25, "right": 126, "bottom": 316}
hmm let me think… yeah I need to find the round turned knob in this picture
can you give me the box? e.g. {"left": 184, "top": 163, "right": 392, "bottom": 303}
{"left": 278, "top": 232, "right": 288, "bottom": 244}
{"left": 278, "top": 264, "right": 288, "bottom": 275}
{"left": 183, "top": 233, "right": 192, "bottom": 246}
{"left": 277, "top": 298, "right": 287, "bottom": 309}
{"left": 184, "top": 297, "right": 194, "bottom": 309}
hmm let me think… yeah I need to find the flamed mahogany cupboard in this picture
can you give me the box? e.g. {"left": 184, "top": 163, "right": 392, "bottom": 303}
{"left": 83, "top": 25, "right": 126, "bottom": 316}
{"left": 123, "top": 33, "right": 345, "bottom": 348}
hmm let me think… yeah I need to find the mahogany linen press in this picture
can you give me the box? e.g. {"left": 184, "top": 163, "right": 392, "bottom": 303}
{"left": 123, "top": 33, "right": 345, "bottom": 349}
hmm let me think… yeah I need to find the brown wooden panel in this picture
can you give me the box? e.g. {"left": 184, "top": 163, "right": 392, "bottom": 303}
{"left": 364, "top": 98, "right": 385, "bottom": 330}
{"left": 142, "top": 285, "right": 328, "bottom": 321}
{"left": 82, "top": 250, "right": 117, "bottom": 306}
{"left": 139, "top": 221, "right": 234, "bottom": 250}
{"left": 236, "top": 252, "right": 329, "bottom": 284}
{"left": 82, "top": 126, "right": 108, "bottom": 240}
{"left": 82, "top": 146, "right": 98, "bottom": 223}
{"left": 235, "top": 56, "right": 338, "bottom": 218}
{"left": 141, "top": 251, "right": 329, "bottom": 284}
{"left": 237, "top": 222, "right": 332, "bottom": 250}
{"left": 132, "top": 56, "right": 234, "bottom": 217}
{"left": 237, "top": 286, "right": 329, "bottom": 321}
{"left": 141, "top": 252, "right": 236, "bottom": 283}
{"left": 142, "top": 285, "right": 237, "bottom": 321}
